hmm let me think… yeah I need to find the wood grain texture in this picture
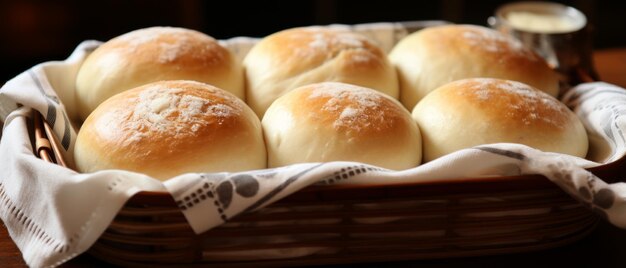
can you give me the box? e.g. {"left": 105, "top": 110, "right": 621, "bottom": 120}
{"left": 0, "top": 222, "right": 25, "bottom": 267}
{"left": 594, "top": 48, "right": 626, "bottom": 88}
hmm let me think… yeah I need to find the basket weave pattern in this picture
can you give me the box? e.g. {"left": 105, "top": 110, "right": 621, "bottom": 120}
{"left": 88, "top": 177, "right": 597, "bottom": 267}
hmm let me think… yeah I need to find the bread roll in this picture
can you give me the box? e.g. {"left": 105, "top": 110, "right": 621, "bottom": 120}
{"left": 412, "top": 78, "right": 588, "bottom": 162}
{"left": 76, "top": 27, "right": 244, "bottom": 121}
{"left": 389, "top": 24, "right": 559, "bottom": 110}
{"left": 263, "top": 82, "right": 421, "bottom": 170}
{"left": 244, "top": 26, "right": 399, "bottom": 118}
{"left": 74, "top": 80, "right": 266, "bottom": 181}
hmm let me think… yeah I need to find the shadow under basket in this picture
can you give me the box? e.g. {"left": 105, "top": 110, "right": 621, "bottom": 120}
{"left": 33, "top": 114, "right": 626, "bottom": 267}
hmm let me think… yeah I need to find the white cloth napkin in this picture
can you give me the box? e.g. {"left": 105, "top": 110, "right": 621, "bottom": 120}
{"left": 2, "top": 22, "right": 626, "bottom": 268}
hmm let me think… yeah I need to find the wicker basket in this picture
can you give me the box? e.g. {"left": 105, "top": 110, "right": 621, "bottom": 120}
{"left": 32, "top": 111, "right": 626, "bottom": 267}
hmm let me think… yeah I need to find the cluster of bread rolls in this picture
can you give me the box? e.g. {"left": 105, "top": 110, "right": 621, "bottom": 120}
{"left": 73, "top": 24, "right": 588, "bottom": 181}
{"left": 74, "top": 27, "right": 261, "bottom": 181}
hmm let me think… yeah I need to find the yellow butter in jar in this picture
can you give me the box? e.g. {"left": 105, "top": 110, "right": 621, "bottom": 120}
{"left": 506, "top": 11, "right": 584, "bottom": 33}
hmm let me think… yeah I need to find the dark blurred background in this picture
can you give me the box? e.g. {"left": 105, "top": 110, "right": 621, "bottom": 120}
{"left": 1, "top": 0, "right": 625, "bottom": 82}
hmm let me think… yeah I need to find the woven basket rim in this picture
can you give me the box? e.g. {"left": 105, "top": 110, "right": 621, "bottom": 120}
{"left": 128, "top": 157, "right": 625, "bottom": 197}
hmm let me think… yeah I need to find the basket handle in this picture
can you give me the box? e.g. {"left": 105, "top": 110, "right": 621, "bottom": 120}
{"left": 33, "top": 111, "right": 67, "bottom": 167}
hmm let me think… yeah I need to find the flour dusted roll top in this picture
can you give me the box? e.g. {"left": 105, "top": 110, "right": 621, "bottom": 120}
{"left": 74, "top": 80, "right": 266, "bottom": 181}
{"left": 412, "top": 78, "right": 588, "bottom": 162}
{"left": 389, "top": 24, "right": 559, "bottom": 110}
{"left": 76, "top": 26, "right": 244, "bottom": 121}
{"left": 244, "top": 26, "right": 399, "bottom": 118}
{"left": 263, "top": 82, "right": 421, "bottom": 170}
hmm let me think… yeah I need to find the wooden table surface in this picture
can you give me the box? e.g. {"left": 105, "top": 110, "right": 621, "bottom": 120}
{"left": 2, "top": 48, "right": 626, "bottom": 267}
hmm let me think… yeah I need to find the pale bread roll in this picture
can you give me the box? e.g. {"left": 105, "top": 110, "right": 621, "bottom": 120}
{"left": 74, "top": 80, "right": 266, "bottom": 181}
{"left": 244, "top": 26, "right": 399, "bottom": 118}
{"left": 76, "top": 27, "right": 244, "bottom": 121}
{"left": 263, "top": 82, "right": 421, "bottom": 170}
{"left": 412, "top": 78, "right": 588, "bottom": 162}
{"left": 389, "top": 24, "right": 559, "bottom": 110}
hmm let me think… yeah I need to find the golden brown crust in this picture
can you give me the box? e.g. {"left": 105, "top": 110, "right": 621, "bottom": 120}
{"left": 420, "top": 25, "right": 554, "bottom": 88}
{"left": 262, "top": 82, "right": 422, "bottom": 170}
{"left": 412, "top": 78, "right": 588, "bottom": 161}
{"left": 87, "top": 81, "right": 244, "bottom": 164}
{"left": 75, "top": 80, "right": 266, "bottom": 180}
{"left": 290, "top": 83, "right": 410, "bottom": 139}
{"left": 244, "top": 26, "right": 399, "bottom": 118}
{"left": 421, "top": 25, "right": 539, "bottom": 60}
{"left": 258, "top": 27, "right": 388, "bottom": 75}
{"left": 445, "top": 79, "right": 570, "bottom": 132}
{"left": 100, "top": 27, "right": 233, "bottom": 74}
{"left": 390, "top": 24, "right": 559, "bottom": 110}
{"left": 76, "top": 27, "right": 244, "bottom": 121}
